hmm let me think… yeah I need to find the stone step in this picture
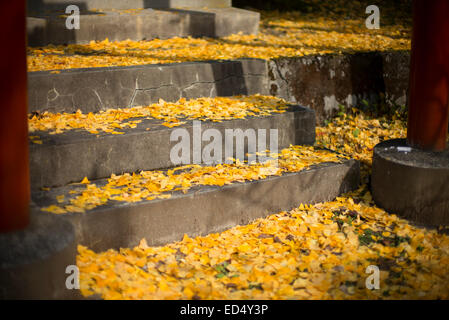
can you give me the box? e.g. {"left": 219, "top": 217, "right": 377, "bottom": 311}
{"left": 28, "top": 52, "right": 411, "bottom": 124}
{"left": 27, "top": 7, "right": 259, "bottom": 46}
{"left": 28, "top": 59, "right": 268, "bottom": 114}
{"left": 31, "top": 154, "right": 360, "bottom": 252}
{"left": 29, "top": 104, "right": 315, "bottom": 189}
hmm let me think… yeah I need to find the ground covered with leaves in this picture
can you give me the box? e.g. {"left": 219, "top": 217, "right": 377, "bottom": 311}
{"left": 77, "top": 109, "right": 449, "bottom": 300}
{"left": 27, "top": 2, "right": 411, "bottom": 72}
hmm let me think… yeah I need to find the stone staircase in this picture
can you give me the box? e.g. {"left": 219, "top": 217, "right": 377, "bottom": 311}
{"left": 29, "top": 62, "right": 361, "bottom": 251}
{"left": 28, "top": 53, "right": 360, "bottom": 252}
{"left": 2, "top": 0, "right": 361, "bottom": 299}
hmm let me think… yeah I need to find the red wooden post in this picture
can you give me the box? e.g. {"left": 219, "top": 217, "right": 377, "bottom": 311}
{"left": 0, "top": 1, "right": 30, "bottom": 232}
{"left": 407, "top": 0, "right": 449, "bottom": 151}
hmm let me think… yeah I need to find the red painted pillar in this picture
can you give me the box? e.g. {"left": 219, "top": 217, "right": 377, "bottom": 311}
{"left": 407, "top": 0, "right": 449, "bottom": 151}
{"left": 0, "top": 1, "right": 30, "bottom": 232}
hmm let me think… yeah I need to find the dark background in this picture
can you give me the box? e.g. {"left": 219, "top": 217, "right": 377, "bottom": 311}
{"left": 233, "top": 0, "right": 413, "bottom": 25}
{"left": 233, "top": 0, "right": 412, "bottom": 12}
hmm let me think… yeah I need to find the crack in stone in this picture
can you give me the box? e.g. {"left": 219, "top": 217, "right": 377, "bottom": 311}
{"left": 47, "top": 88, "right": 59, "bottom": 101}
{"left": 180, "top": 73, "right": 266, "bottom": 92}
{"left": 127, "top": 73, "right": 267, "bottom": 107}
{"left": 271, "top": 60, "right": 291, "bottom": 101}
{"left": 92, "top": 89, "right": 104, "bottom": 110}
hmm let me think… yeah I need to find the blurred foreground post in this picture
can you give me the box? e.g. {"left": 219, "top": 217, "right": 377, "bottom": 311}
{"left": 0, "top": 1, "right": 30, "bottom": 232}
{"left": 407, "top": 0, "right": 449, "bottom": 151}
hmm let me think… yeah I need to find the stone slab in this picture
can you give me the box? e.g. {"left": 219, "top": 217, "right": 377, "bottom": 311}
{"left": 27, "top": 7, "right": 259, "bottom": 46}
{"left": 29, "top": 105, "right": 316, "bottom": 189}
{"left": 372, "top": 139, "right": 449, "bottom": 227}
{"left": 0, "top": 210, "right": 80, "bottom": 299}
{"left": 27, "top": 0, "right": 231, "bottom": 14}
{"left": 28, "top": 59, "right": 268, "bottom": 113}
{"left": 32, "top": 158, "right": 360, "bottom": 251}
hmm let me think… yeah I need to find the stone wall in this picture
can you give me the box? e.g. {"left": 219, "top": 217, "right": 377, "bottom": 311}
{"left": 268, "top": 51, "right": 410, "bottom": 123}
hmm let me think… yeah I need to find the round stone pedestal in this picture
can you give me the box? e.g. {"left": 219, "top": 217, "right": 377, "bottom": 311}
{"left": 0, "top": 210, "right": 80, "bottom": 299}
{"left": 372, "top": 139, "right": 449, "bottom": 227}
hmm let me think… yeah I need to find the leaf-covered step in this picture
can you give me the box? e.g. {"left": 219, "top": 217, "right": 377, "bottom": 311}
{"left": 28, "top": 6, "right": 257, "bottom": 46}
{"left": 29, "top": 95, "right": 315, "bottom": 189}
{"left": 27, "top": 10, "right": 409, "bottom": 72}
{"left": 32, "top": 145, "right": 360, "bottom": 251}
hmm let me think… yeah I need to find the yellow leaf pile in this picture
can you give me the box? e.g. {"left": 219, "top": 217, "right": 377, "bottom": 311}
{"left": 42, "top": 145, "right": 347, "bottom": 214}
{"left": 316, "top": 111, "right": 407, "bottom": 181}
{"left": 27, "top": 9, "right": 411, "bottom": 72}
{"left": 317, "top": 112, "right": 406, "bottom": 164}
{"left": 28, "top": 95, "right": 288, "bottom": 135}
{"left": 78, "top": 188, "right": 449, "bottom": 300}
{"left": 77, "top": 110, "right": 449, "bottom": 300}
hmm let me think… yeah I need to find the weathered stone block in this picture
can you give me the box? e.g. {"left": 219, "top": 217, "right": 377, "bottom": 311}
{"left": 268, "top": 51, "right": 410, "bottom": 124}
{"left": 28, "top": 59, "right": 268, "bottom": 113}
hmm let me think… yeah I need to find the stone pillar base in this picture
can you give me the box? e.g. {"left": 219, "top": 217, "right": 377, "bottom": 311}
{"left": 0, "top": 210, "right": 81, "bottom": 299}
{"left": 372, "top": 139, "right": 449, "bottom": 228}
